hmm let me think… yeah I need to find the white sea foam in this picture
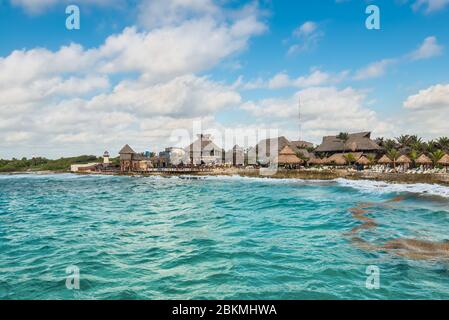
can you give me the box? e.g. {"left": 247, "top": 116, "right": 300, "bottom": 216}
{"left": 334, "top": 178, "right": 449, "bottom": 198}
{"left": 184, "top": 175, "right": 331, "bottom": 185}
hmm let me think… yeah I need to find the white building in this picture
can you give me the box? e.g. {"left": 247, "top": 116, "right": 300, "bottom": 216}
{"left": 184, "top": 134, "right": 224, "bottom": 165}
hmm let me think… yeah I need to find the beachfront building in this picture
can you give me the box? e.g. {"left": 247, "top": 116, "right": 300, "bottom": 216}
{"left": 185, "top": 134, "right": 224, "bottom": 165}
{"left": 225, "top": 145, "right": 245, "bottom": 167}
{"left": 103, "top": 151, "right": 110, "bottom": 166}
{"left": 119, "top": 144, "right": 145, "bottom": 172}
{"left": 158, "top": 147, "right": 186, "bottom": 167}
{"left": 249, "top": 136, "right": 313, "bottom": 165}
{"left": 315, "top": 132, "right": 382, "bottom": 156}
{"left": 275, "top": 145, "right": 304, "bottom": 168}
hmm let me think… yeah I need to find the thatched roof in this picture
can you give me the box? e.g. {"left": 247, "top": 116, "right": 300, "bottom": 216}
{"left": 416, "top": 154, "right": 433, "bottom": 165}
{"left": 315, "top": 132, "right": 381, "bottom": 153}
{"left": 308, "top": 158, "right": 323, "bottom": 165}
{"left": 357, "top": 156, "right": 371, "bottom": 165}
{"left": 325, "top": 154, "right": 348, "bottom": 165}
{"left": 275, "top": 146, "right": 304, "bottom": 165}
{"left": 396, "top": 155, "right": 412, "bottom": 164}
{"left": 119, "top": 144, "right": 136, "bottom": 154}
{"left": 290, "top": 140, "right": 314, "bottom": 149}
{"left": 252, "top": 136, "right": 314, "bottom": 159}
{"left": 437, "top": 154, "right": 449, "bottom": 165}
{"left": 253, "top": 136, "right": 291, "bottom": 157}
{"left": 377, "top": 155, "right": 392, "bottom": 164}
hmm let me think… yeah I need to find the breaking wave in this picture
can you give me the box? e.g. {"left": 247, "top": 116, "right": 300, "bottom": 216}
{"left": 334, "top": 178, "right": 449, "bottom": 199}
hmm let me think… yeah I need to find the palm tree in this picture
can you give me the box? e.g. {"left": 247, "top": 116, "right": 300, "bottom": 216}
{"left": 437, "top": 137, "right": 449, "bottom": 152}
{"left": 408, "top": 135, "right": 423, "bottom": 145}
{"left": 409, "top": 150, "right": 418, "bottom": 168}
{"left": 387, "top": 149, "right": 400, "bottom": 169}
{"left": 425, "top": 140, "right": 438, "bottom": 154}
{"left": 344, "top": 153, "right": 356, "bottom": 164}
{"left": 337, "top": 132, "right": 350, "bottom": 152}
{"left": 396, "top": 135, "right": 411, "bottom": 148}
{"left": 383, "top": 139, "right": 397, "bottom": 150}
{"left": 431, "top": 150, "right": 445, "bottom": 165}
{"left": 410, "top": 141, "right": 425, "bottom": 153}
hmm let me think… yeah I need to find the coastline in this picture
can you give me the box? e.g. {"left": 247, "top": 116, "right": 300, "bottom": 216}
{"left": 197, "top": 168, "right": 449, "bottom": 186}
{"left": 2, "top": 168, "right": 449, "bottom": 187}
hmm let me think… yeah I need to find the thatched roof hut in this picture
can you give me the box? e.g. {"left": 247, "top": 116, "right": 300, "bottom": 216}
{"left": 119, "top": 144, "right": 136, "bottom": 155}
{"left": 325, "top": 154, "right": 348, "bottom": 166}
{"left": 275, "top": 146, "right": 304, "bottom": 165}
{"left": 396, "top": 155, "right": 412, "bottom": 164}
{"left": 357, "top": 156, "right": 371, "bottom": 165}
{"left": 437, "top": 154, "right": 449, "bottom": 166}
{"left": 315, "top": 132, "right": 382, "bottom": 154}
{"left": 416, "top": 154, "right": 433, "bottom": 165}
{"left": 308, "top": 158, "right": 323, "bottom": 165}
{"left": 377, "top": 155, "right": 392, "bottom": 164}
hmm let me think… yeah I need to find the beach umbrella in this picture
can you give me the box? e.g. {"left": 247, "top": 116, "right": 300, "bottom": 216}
{"left": 327, "top": 154, "right": 348, "bottom": 166}
{"left": 437, "top": 154, "right": 449, "bottom": 171}
{"left": 356, "top": 156, "right": 371, "bottom": 165}
{"left": 377, "top": 155, "right": 392, "bottom": 164}
{"left": 275, "top": 146, "right": 304, "bottom": 166}
{"left": 416, "top": 154, "right": 433, "bottom": 166}
{"left": 396, "top": 155, "right": 412, "bottom": 164}
{"left": 308, "top": 158, "right": 323, "bottom": 165}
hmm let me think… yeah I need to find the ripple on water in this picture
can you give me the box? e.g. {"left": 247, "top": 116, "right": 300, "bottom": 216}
{"left": 1, "top": 174, "right": 449, "bottom": 299}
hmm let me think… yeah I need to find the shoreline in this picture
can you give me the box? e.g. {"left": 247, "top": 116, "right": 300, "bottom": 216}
{"left": 194, "top": 168, "right": 449, "bottom": 186}
{"left": 2, "top": 168, "right": 449, "bottom": 187}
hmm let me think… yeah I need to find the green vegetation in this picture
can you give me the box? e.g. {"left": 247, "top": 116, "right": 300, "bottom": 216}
{"left": 343, "top": 153, "right": 356, "bottom": 164}
{"left": 0, "top": 155, "right": 104, "bottom": 173}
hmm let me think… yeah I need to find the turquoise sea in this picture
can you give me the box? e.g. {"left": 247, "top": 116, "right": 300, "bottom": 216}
{"left": 1, "top": 173, "right": 449, "bottom": 300}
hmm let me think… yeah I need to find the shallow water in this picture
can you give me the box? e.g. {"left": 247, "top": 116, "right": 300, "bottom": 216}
{"left": 1, "top": 174, "right": 449, "bottom": 299}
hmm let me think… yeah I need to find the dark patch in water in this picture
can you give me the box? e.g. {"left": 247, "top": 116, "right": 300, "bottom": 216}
{"left": 346, "top": 196, "right": 449, "bottom": 261}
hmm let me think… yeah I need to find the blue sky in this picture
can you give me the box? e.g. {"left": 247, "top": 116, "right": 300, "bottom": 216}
{"left": 0, "top": 0, "right": 448, "bottom": 158}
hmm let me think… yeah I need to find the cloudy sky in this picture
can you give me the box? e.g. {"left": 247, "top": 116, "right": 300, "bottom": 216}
{"left": 0, "top": 0, "right": 448, "bottom": 158}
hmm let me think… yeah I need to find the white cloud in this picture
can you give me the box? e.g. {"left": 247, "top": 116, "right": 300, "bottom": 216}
{"left": 354, "top": 59, "right": 396, "bottom": 80}
{"left": 401, "top": 84, "right": 449, "bottom": 137}
{"left": 238, "top": 69, "right": 348, "bottom": 90}
{"left": 10, "top": 0, "right": 122, "bottom": 14}
{"left": 409, "top": 36, "right": 443, "bottom": 60}
{"left": 293, "top": 21, "right": 318, "bottom": 37}
{"left": 137, "top": 0, "right": 220, "bottom": 29}
{"left": 287, "top": 21, "right": 323, "bottom": 55}
{"left": 0, "top": 1, "right": 265, "bottom": 158}
{"left": 412, "top": 0, "right": 449, "bottom": 13}
{"left": 241, "top": 86, "right": 393, "bottom": 142}
{"left": 87, "top": 75, "right": 241, "bottom": 117}
{"left": 403, "top": 83, "right": 449, "bottom": 109}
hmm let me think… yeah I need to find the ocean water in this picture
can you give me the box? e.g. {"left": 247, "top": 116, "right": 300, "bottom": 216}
{"left": 1, "top": 174, "right": 449, "bottom": 300}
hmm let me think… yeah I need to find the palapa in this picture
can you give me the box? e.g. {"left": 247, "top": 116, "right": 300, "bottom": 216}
{"left": 437, "top": 154, "right": 449, "bottom": 166}
{"left": 326, "top": 153, "right": 348, "bottom": 165}
{"left": 357, "top": 156, "right": 371, "bottom": 165}
{"left": 377, "top": 155, "right": 392, "bottom": 164}
{"left": 396, "top": 155, "right": 412, "bottom": 164}
{"left": 416, "top": 154, "right": 433, "bottom": 165}
{"left": 275, "top": 146, "right": 304, "bottom": 165}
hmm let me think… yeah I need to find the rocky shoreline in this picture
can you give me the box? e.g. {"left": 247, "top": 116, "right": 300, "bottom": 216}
{"left": 2, "top": 168, "right": 449, "bottom": 187}
{"left": 116, "top": 168, "right": 449, "bottom": 186}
